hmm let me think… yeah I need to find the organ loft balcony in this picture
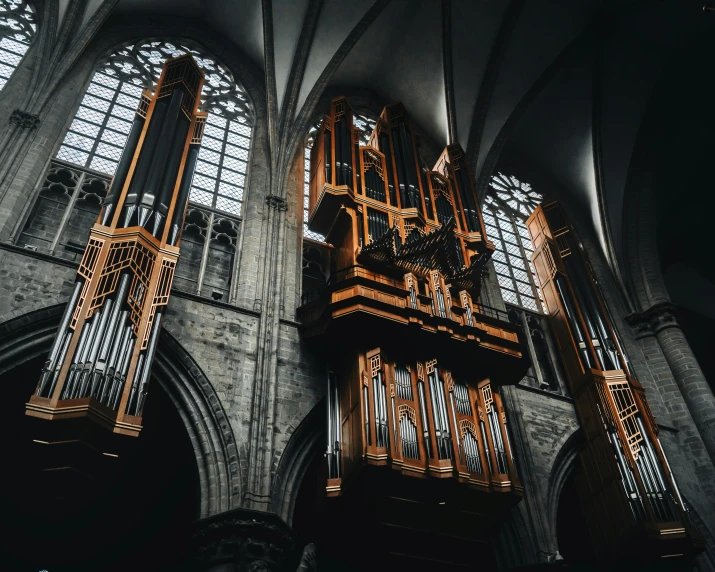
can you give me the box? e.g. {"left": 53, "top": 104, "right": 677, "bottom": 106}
{"left": 298, "top": 98, "right": 531, "bottom": 510}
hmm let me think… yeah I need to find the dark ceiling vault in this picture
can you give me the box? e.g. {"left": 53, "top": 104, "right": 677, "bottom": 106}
{"left": 102, "top": 0, "right": 715, "bottom": 288}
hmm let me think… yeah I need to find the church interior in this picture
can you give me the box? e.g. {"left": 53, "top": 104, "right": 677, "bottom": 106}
{"left": 0, "top": 0, "right": 714, "bottom": 570}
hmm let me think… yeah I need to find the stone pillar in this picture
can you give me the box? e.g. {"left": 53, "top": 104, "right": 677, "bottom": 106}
{"left": 628, "top": 303, "right": 715, "bottom": 463}
{"left": 193, "top": 508, "right": 295, "bottom": 572}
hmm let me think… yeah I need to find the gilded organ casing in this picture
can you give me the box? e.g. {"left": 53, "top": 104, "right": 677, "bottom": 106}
{"left": 301, "top": 97, "right": 530, "bottom": 503}
{"left": 527, "top": 201, "right": 703, "bottom": 558}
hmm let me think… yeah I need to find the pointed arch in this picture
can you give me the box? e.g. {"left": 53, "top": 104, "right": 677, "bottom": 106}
{"left": 0, "top": 303, "right": 241, "bottom": 517}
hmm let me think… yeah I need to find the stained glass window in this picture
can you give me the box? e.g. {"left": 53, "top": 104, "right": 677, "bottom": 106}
{"left": 0, "top": 0, "right": 36, "bottom": 91}
{"left": 303, "top": 113, "right": 376, "bottom": 242}
{"left": 55, "top": 40, "right": 253, "bottom": 216}
{"left": 484, "top": 173, "right": 544, "bottom": 312}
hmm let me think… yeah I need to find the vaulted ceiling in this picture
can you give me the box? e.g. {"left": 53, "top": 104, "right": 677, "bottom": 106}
{"left": 93, "top": 0, "right": 713, "bottom": 283}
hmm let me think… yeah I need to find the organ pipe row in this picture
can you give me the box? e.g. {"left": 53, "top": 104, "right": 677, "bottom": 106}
{"left": 526, "top": 201, "right": 702, "bottom": 556}
{"left": 27, "top": 56, "right": 206, "bottom": 436}
{"left": 325, "top": 349, "right": 521, "bottom": 496}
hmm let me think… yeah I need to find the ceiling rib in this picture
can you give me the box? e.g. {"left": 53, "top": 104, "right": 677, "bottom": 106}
{"left": 278, "top": 0, "right": 324, "bottom": 147}
{"left": 280, "top": 0, "right": 392, "bottom": 188}
{"left": 262, "top": 0, "right": 279, "bottom": 174}
{"left": 465, "top": 0, "right": 525, "bottom": 180}
{"left": 441, "top": 0, "right": 457, "bottom": 145}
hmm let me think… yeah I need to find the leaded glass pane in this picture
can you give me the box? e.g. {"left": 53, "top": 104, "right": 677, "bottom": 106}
{"left": 485, "top": 173, "right": 544, "bottom": 312}
{"left": 0, "top": 0, "right": 36, "bottom": 92}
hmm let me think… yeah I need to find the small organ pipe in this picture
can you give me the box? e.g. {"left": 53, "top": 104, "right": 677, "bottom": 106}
{"left": 480, "top": 421, "right": 493, "bottom": 474}
{"left": 79, "top": 299, "right": 113, "bottom": 397}
{"left": 363, "top": 382, "right": 371, "bottom": 446}
{"left": 417, "top": 381, "right": 432, "bottom": 458}
{"left": 449, "top": 392, "right": 462, "bottom": 463}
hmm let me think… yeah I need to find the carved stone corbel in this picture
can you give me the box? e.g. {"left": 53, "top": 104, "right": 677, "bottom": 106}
{"left": 266, "top": 195, "right": 288, "bottom": 211}
{"left": 9, "top": 109, "right": 41, "bottom": 130}
{"left": 625, "top": 302, "right": 679, "bottom": 338}
{"left": 193, "top": 508, "right": 295, "bottom": 572}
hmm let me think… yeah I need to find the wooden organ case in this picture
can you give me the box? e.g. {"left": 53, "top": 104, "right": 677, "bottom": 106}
{"left": 26, "top": 56, "right": 206, "bottom": 437}
{"left": 527, "top": 201, "right": 703, "bottom": 562}
{"left": 299, "top": 98, "right": 531, "bottom": 569}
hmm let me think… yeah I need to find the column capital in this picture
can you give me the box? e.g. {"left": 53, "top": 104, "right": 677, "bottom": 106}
{"left": 193, "top": 508, "right": 295, "bottom": 572}
{"left": 626, "top": 302, "right": 680, "bottom": 337}
{"left": 265, "top": 195, "right": 288, "bottom": 211}
{"left": 9, "top": 109, "right": 41, "bottom": 130}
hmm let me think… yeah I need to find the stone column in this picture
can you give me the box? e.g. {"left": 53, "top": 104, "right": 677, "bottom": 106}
{"left": 193, "top": 508, "right": 295, "bottom": 572}
{"left": 628, "top": 303, "right": 715, "bottom": 463}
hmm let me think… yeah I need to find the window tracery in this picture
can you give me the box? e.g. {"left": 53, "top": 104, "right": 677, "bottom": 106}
{"left": 483, "top": 173, "right": 543, "bottom": 312}
{"left": 55, "top": 39, "right": 252, "bottom": 217}
{"left": 0, "top": 0, "right": 36, "bottom": 91}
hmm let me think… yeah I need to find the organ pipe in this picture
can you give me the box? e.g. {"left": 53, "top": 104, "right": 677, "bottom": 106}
{"left": 27, "top": 55, "right": 207, "bottom": 436}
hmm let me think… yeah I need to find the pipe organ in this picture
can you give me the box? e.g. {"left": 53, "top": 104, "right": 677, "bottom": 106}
{"left": 302, "top": 98, "right": 530, "bottom": 504}
{"left": 526, "top": 201, "right": 703, "bottom": 558}
{"left": 26, "top": 56, "right": 206, "bottom": 436}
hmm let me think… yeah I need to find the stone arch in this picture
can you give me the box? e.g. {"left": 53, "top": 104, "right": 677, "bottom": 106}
{"left": 270, "top": 398, "right": 325, "bottom": 526}
{"left": 0, "top": 303, "right": 241, "bottom": 518}
{"left": 546, "top": 428, "right": 584, "bottom": 550}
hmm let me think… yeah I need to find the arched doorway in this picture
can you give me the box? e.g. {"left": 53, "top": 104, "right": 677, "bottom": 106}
{"left": 1, "top": 351, "right": 200, "bottom": 572}
{"left": 555, "top": 468, "right": 593, "bottom": 565}
{"left": 0, "top": 306, "right": 238, "bottom": 572}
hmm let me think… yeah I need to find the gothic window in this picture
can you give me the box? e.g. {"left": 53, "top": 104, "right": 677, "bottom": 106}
{"left": 55, "top": 39, "right": 252, "bottom": 217}
{"left": 0, "top": 0, "right": 36, "bottom": 91}
{"left": 303, "top": 112, "right": 376, "bottom": 242}
{"left": 483, "top": 173, "right": 544, "bottom": 312}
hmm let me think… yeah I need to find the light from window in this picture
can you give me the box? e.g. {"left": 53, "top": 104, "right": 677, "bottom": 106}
{"left": 303, "top": 112, "right": 376, "bottom": 242}
{"left": 484, "top": 173, "right": 544, "bottom": 312}
{"left": 55, "top": 40, "right": 252, "bottom": 217}
{"left": 0, "top": 0, "right": 36, "bottom": 91}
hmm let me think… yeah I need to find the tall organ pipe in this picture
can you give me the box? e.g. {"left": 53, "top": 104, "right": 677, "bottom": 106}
{"left": 554, "top": 276, "right": 593, "bottom": 369}
{"left": 128, "top": 313, "right": 163, "bottom": 416}
{"left": 37, "top": 281, "right": 83, "bottom": 396}
{"left": 101, "top": 116, "right": 146, "bottom": 225}
{"left": 122, "top": 97, "right": 170, "bottom": 227}
{"left": 169, "top": 143, "right": 200, "bottom": 246}
{"left": 150, "top": 107, "right": 192, "bottom": 237}
{"left": 138, "top": 88, "right": 185, "bottom": 228}
{"left": 379, "top": 132, "right": 397, "bottom": 205}
{"left": 417, "top": 380, "right": 432, "bottom": 458}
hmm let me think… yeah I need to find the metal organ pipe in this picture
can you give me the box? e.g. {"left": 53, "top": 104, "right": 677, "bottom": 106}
{"left": 139, "top": 88, "right": 185, "bottom": 229}
{"left": 463, "top": 430, "right": 482, "bottom": 473}
{"left": 169, "top": 143, "right": 200, "bottom": 246}
{"left": 122, "top": 96, "right": 170, "bottom": 228}
{"left": 327, "top": 372, "right": 341, "bottom": 479}
{"left": 554, "top": 276, "right": 594, "bottom": 369}
{"left": 37, "top": 281, "right": 83, "bottom": 396}
{"left": 417, "top": 380, "right": 432, "bottom": 458}
{"left": 428, "top": 369, "right": 452, "bottom": 460}
{"left": 102, "top": 115, "right": 146, "bottom": 225}
{"left": 372, "top": 369, "right": 388, "bottom": 448}
{"left": 487, "top": 408, "right": 507, "bottom": 474}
